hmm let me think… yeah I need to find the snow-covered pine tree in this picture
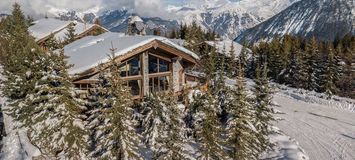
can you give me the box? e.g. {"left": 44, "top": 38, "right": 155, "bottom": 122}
{"left": 253, "top": 63, "right": 274, "bottom": 154}
{"left": 227, "top": 42, "right": 237, "bottom": 78}
{"left": 141, "top": 95, "right": 167, "bottom": 153}
{"left": 0, "top": 3, "right": 46, "bottom": 126}
{"left": 336, "top": 42, "right": 354, "bottom": 98}
{"left": 91, "top": 51, "right": 141, "bottom": 159}
{"left": 226, "top": 63, "right": 259, "bottom": 160}
{"left": 86, "top": 67, "right": 111, "bottom": 157}
{"left": 282, "top": 38, "right": 307, "bottom": 88}
{"left": 267, "top": 38, "right": 284, "bottom": 80}
{"left": 214, "top": 47, "right": 228, "bottom": 123}
{"left": 64, "top": 23, "right": 76, "bottom": 44}
{"left": 204, "top": 44, "right": 218, "bottom": 81}
{"left": 153, "top": 92, "right": 190, "bottom": 159}
{"left": 24, "top": 50, "right": 88, "bottom": 158}
{"left": 44, "top": 33, "right": 61, "bottom": 51}
{"left": 319, "top": 43, "right": 340, "bottom": 97}
{"left": 304, "top": 37, "right": 320, "bottom": 91}
{"left": 194, "top": 91, "right": 228, "bottom": 160}
{"left": 239, "top": 45, "right": 249, "bottom": 77}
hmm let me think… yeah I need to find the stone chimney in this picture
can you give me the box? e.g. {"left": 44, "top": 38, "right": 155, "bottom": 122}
{"left": 127, "top": 15, "right": 146, "bottom": 36}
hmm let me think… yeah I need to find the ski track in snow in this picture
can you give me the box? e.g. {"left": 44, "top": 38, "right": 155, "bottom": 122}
{"left": 274, "top": 93, "right": 355, "bottom": 160}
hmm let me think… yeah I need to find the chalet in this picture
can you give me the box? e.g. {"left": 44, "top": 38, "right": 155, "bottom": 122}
{"left": 28, "top": 18, "right": 108, "bottom": 49}
{"left": 63, "top": 32, "right": 201, "bottom": 99}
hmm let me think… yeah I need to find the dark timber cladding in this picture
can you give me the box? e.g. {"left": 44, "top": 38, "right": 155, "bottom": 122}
{"left": 73, "top": 39, "right": 200, "bottom": 99}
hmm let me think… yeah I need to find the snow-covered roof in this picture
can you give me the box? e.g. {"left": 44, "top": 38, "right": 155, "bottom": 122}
{"left": 64, "top": 32, "right": 199, "bottom": 74}
{"left": 205, "top": 40, "right": 244, "bottom": 58}
{"left": 29, "top": 18, "right": 107, "bottom": 42}
{"left": 54, "top": 22, "right": 96, "bottom": 41}
{"left": 128, "top": 16, "right": 143, "bottom": 24}
{"left": 29, "top": 18, "right": 71, "bottom": 41}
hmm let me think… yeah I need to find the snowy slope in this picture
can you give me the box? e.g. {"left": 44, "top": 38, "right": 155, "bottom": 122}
{"left": 274, "top": 94, "right": 355, "bottom": 160}
{"left": 226, "top": 78, "right": 355, "bottom": 160}
{"left": 236, "top": 0, "right": 355, "bottom": 44}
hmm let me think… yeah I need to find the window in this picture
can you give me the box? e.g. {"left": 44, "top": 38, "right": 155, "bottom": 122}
{"left": 149, "top": 76, "right": 170, "bottom": 94}
{"left": 159, "top": 76, "right": 169, "bottom": 91}
{"left": 128, "top": 56, "right": 140, "bottom": 76}
{"left": 128, "top": 80, "right": 141, "bottom": 96}
{"left": 149, "top": 55, "right": 158, "bottom": 73}
{"left": 119, "top": 55, "right": 141, "bottom": 77}
{"left": 159, "top": 59, "right": 169, "bottom": 72}
{"left": 148, "top": 54, "right": 170, "bottom": 73}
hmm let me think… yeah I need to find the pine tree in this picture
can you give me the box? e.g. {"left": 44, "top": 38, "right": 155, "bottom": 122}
{"left": 44, "top": 33, "right": 61, "bottom": 51}
{"left": 25, "top": 51, "right": 88, "bottom": 158}
{"left": 0, "top": 3, "right": 44, "bottom": 126}
{"left": 141, "top": 95, "right": 167, "bottom": 152}
{"left": 336, "top": 40, "right": 354, "bottom": 98}
{"left": 227, "top": 42, "right": 237, "bottom": 78}
{"left": 319, "top": 43, "right": 339, "bottom": 97}
{"left": 180, "top": 23, "right": 187, "bottom": 40}
{"left": 91, "top": 51, "right": 141, "bottom": 159}
{"left": 253, "top": 63, "right": 274, "bottom": 154}
{"left": 86, "top": 68, "right": 111, "bottom": 157}
{"left": 153, "top": 28, "right": 161, "bottom": 36}
{"left": 153, "top": 93, "right": 190, "bottom": 160}
{"left": 64, "top": 23, "right": 76, "bottom": 44}
{"left": 239, "top": 46, "right": 248, "bottom": 76}
{"left": 226, "top": 63, "right": 259, "bottom": 160}
{"left": 267, "top": 38, "right": 284, "bottom": 80}
{"left": 204, "top": 44, "right": 218, "bottom": 81}
{"left": 169, "top": 29, "right": 178, "bottom": 39}
{"left": 26, "top": 15, "right": 34, "bottom": 26}
{"left": 283, "top": 37, "right": 307, "bottom": 88}
{"left": 194, "top": 91, "right": 228, "bottom": 160}
{"left": 304, "top": 37, "right": 320, "bottom": 91}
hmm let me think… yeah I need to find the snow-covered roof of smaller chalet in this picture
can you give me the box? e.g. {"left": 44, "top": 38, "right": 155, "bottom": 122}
{"left": 64, "top": 32, "right": 199, "bottom": 75}
{"left": 29, "top": 18, "right": 108, "bottom": 42}
{"left": 205, "top": 40, "right": 244, "bottom": 58}
{"left": 29, "top": 18, "right": 71, "bottom": 41}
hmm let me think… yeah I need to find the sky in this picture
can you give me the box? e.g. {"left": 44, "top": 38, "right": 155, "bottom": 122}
{"left": 0, "top": 0, "right": 238, "bottom": 18}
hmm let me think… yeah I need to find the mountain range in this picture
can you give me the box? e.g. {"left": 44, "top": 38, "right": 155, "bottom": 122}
{"left": 16, "top": 0, "right": 355, "bottom": 43}
{"left": 50, "top": 0, "right": 298, "bottom": 39}
{"left": 235, "top": 0, "right": 355, "bottom": 44}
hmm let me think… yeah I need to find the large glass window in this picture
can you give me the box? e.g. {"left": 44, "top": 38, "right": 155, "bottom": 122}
{"left": 159, "top": 59, "right": 169, "bottom": 72}
{"left": 128, "top": 80, "right": 141, "bottom": 96}
{"left": 148, "top": 54, "right": 171, "bottom": 73}
{"left": 149, "top": 56, "right": 158, "bottom": 73}
{"left": 149, "top": 76, "right": 170, "bottom": 94}
{"left": 128, "top": 56, "right": 140, "bottom": 76}
{"left": 119, "top": 55, "right": 141, "bottom": 77}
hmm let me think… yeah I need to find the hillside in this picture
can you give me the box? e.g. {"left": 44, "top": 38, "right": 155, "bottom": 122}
{"left": 235, "top": 0, "right": 355, "bottom": 44}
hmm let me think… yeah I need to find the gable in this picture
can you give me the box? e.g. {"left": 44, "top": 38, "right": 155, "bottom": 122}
{"left": 63, "top": 32, "right": 199, "bottom": 76}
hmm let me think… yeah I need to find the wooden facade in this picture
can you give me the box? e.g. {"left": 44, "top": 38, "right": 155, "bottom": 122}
{"left": 73, "top": 40, "right": 202, "bottom": 99}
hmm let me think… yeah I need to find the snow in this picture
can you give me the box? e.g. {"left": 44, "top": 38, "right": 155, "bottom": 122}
{"left": 261, "top": 127, "right": 309, "bottom": 160}
{"left": 128, "top": 16, "right": 143, "bottom": 24}
{"left": 205, "top": 40, "right": 244, "bottom": 58}
{"left": 0, "top": 70, "right": 41, "bottom": 159}
{"left": 54, "top": 22, "right": 95, "bottom": 41}
{"left": 29, "top": 18, "right": 71, "bottom": 41}
{"left": 28, "top": 18, "right": 107, "bottom": 42}
{"left": 63, "top": 32, "right": 199, "bottom": 74}
{"left": 273, "top": 94, "right": 355, "bottom": 160}
{"left": 225, "top": 78, "right": 355, "bottom": 160}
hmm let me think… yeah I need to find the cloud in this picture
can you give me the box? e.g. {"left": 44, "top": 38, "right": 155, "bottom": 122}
{"left": 0, "top": 0, "right": 168, "bottom": 18}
